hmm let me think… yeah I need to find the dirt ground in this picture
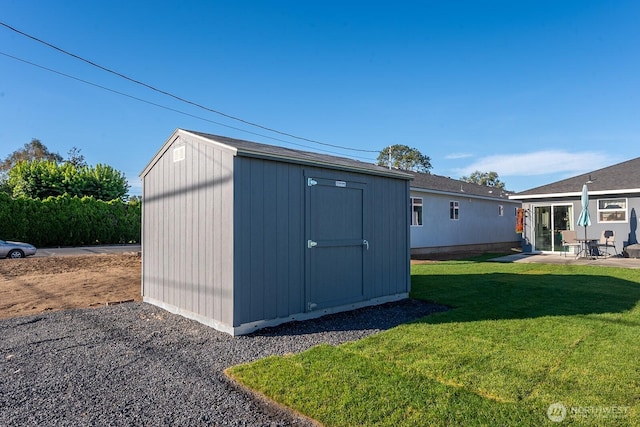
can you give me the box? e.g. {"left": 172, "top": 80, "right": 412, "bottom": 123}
{"left": 0, "top": 254, "right": 141, "bottom": 319}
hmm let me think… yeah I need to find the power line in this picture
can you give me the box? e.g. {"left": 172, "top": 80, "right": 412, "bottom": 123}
{"left": 0, "top": 21, "right": 380, "bottom": 154}
{"left": 0, "top": 51, "right": 379, "bottom": 162}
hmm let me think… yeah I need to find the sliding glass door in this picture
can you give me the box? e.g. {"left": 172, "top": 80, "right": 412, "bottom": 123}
{"left": 533, "top": 205, "right": 573, "bottom": 252}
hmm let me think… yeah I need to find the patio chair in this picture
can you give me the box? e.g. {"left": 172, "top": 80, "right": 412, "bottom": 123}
{"left": 560, "top": 230, "right": 581, "bottom": 257}
{"left": 596, "top": 230, "right": 618, "bottom": 257}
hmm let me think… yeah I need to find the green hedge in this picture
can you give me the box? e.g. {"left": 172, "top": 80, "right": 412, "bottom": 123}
{"left": 0, "top": 193, "right": 141, "bottom": 247}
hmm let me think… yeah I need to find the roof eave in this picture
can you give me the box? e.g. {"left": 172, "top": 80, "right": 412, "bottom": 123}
{"left": 142, "top": 129, "right": 412, "bottom": 181}
{"left": 237, "top": 148, "right": 413, "bottom": 180}
{"left": 412, "top": 187, "right": 519, "bottom": 202}
{"left": 140, "top": 129, "right": 240, "bottom": 178}
{"left": 510, "top": 188, "right": 640, "bottom": 200}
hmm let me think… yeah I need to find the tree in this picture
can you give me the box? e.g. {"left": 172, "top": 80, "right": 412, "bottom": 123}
{"left": 77, "top": 163, "right": 130, "bottom": 201}
{"left": 377, "top": 145, "right": 432, "bottom": 173}
{"left": 66, "top": 146, "right": 87, "bottom": 168}
{"left": 7, "top": 160, "right": 68, "bottom": 199}
{"left": 460, "top": 170, "right": 507, "bottom": 190}
{"left": 1, "top": 139, "right": 63, "bottom": 193}
{"left": 1, "top": 139, "right": 63, "bottom": 173}
{"left": 7, "top": 160, "right": 129, "bottom": 201}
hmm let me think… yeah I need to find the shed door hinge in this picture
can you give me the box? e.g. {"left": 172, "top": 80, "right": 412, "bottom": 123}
{"left": 307, "top": 178, "right": 318, "bottom": 187}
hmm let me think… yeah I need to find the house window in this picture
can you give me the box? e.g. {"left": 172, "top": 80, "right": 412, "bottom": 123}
{"left": 450, "top": 201, "right": 459, "bottom": 220}
{"left": 598, "top": 198, "right": 627, "bottom": 222}
{"left": 411, "top": 197, "right": 423, "bottom": 226}
{"left": 498, "top": 205, "right": 504, "bottom": 216}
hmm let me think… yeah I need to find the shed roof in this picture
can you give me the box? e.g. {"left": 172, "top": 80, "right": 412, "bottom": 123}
{"left": 409, "top": 171, "right": 516, "bottom": 201}
{"left": 510, "top": 156, "right": 640, "bottom": 200}
{"left": 142, "top": 129, "right": 412, "bottom": 180}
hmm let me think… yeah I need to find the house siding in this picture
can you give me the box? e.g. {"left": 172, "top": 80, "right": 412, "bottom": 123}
{"left": 521, "top": 194, "right": 640, "bottom": 253}
{"left": 410, "top": 190, "right": 520, "bottom": 251}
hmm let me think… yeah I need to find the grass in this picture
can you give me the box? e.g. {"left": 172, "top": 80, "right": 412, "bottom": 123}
{"left": 227, "top": 259, "right": 640, "bottom": 426}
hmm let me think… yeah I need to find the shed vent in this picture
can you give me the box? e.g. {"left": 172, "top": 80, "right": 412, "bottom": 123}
{"left": 173, "top": 145, "right": 185, "bottom": 162}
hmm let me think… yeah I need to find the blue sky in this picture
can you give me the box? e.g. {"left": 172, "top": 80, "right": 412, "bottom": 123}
{"left": 1, "top": 1, "right": 639, "bottom": 194}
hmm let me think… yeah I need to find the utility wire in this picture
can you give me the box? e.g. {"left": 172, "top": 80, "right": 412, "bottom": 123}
{"left": 0, "top": 21, "right": 380, "bottom": 154}
{"left": 0, "top": 51, "right": 378, "bottom": 162}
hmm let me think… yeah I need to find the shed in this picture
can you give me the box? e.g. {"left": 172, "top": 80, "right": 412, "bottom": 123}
{"left": 140, "top": 129, "right": 412, "bottom": 335}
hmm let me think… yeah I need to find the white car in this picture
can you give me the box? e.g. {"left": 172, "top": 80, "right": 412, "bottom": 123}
{"left": 0, "top": 240, "right": 37, "bottom": 258}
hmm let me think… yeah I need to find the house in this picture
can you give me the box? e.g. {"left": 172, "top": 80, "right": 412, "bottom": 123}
{"left": 409, "top": 172, "right": 522, "bottom": 257}
{"left": 509, "top": 157, "right": 640, "bottom": 254}
{"left": 140, "top": 129, "right": 412, "bottom": 335}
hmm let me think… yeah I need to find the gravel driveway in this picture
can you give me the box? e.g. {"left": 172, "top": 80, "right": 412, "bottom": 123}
{"left": 1, "top": 300, "right": 446, "bottom": 426}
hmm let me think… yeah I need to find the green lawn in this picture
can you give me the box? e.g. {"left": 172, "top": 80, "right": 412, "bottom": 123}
{"left": 227, "top": 259, "right": 640, "bottom": 426}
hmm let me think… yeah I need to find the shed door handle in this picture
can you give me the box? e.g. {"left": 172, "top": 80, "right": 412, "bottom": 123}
{"left": 307, "top": 240, "right": 318, "bottom": 249}
{"left": 363, "top": 240, "right": 369, "bottom": 250}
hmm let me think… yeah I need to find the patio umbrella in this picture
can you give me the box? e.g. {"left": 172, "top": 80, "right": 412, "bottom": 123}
{"left": 576, "top": 183, "right": 591, "bottom": 241}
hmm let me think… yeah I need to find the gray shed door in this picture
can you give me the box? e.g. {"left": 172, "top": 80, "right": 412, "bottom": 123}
{"left": 306, "top": 177, "right": 367, "bottom": 311}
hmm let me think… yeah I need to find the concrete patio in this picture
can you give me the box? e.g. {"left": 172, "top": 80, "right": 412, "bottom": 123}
{"left": 490, "top": 253, "right": 640, "bottom": 268}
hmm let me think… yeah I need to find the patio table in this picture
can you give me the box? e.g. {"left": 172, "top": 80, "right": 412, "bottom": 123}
{"left": 576, "top": 238, "right": 600, "bottom": 259}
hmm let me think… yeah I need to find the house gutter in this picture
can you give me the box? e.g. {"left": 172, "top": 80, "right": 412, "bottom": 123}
{"left": 509, "top": 188, "right": 640, "bottom": 200}
{"left": 412, "top": 187, "right": 519, "bottom": 203}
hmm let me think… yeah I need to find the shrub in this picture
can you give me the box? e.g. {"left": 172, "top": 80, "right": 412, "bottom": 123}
{"left": 0, "top": 193, "right": 141, "bottom": 247}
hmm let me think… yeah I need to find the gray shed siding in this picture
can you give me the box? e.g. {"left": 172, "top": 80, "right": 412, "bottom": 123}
{"left": 370, "top": 173, "right": 411, "bottom": 297}
{"left": 232, "top": 156, "right": 410, "bottom": 327}
{"left": 232, "top": 158, "right": 305, "bottom": 326}
{"left": 142, "top": 137, "right": 235, "bottom": 329}
{"left": 142, "top": 129, "right": 411, "bottom": 335}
